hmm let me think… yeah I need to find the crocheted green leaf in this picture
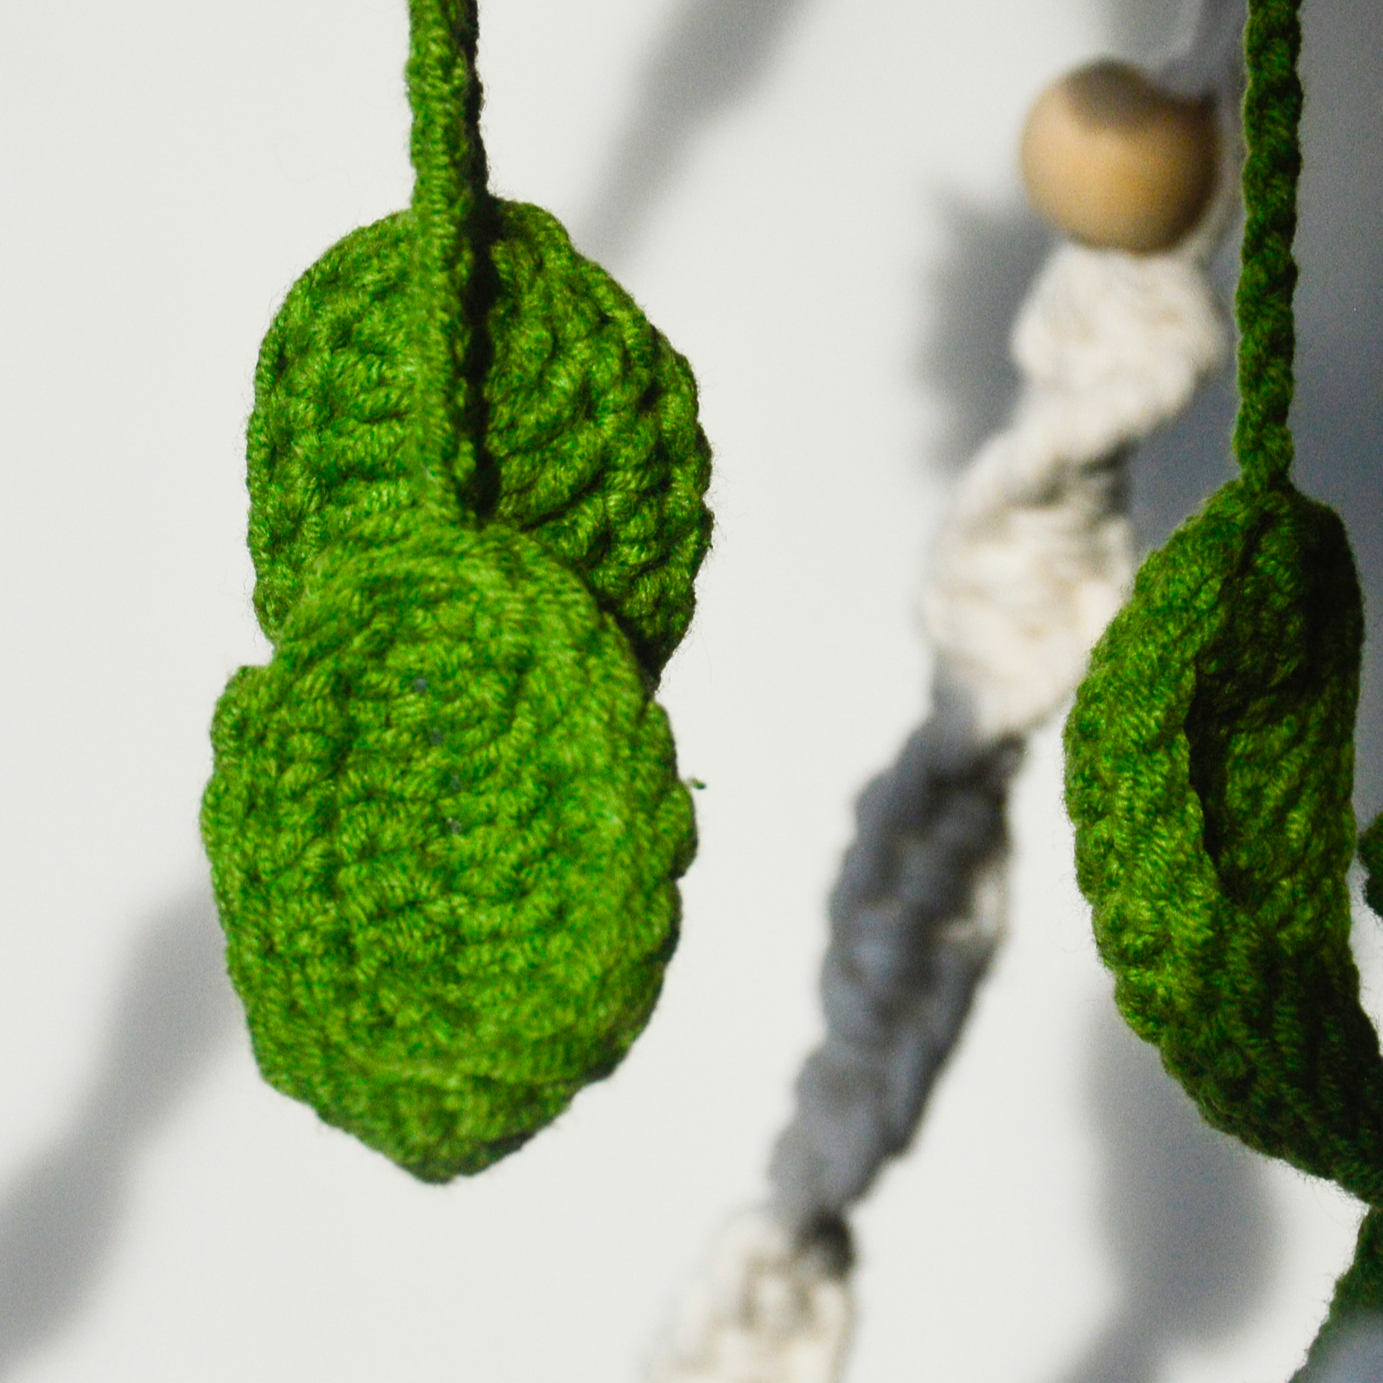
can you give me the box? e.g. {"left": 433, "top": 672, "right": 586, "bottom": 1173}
{"left": 205, "top": 0, "right": 712, "bottom": 1181}
{"left": 1065, "top": 479, "right": 1383, "bottom": 1203}
{"left": 203, "top": 523, "right": 694, "bottom": 1180}
{"left": 245, "top": 202, "right": 712, "bottom": 680}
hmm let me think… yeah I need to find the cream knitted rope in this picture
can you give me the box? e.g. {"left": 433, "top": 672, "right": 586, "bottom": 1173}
{"left": 644, "top": 1208, "right": 853, "bottom": 1383}
{"left": 923, "top": 225, "right": 1228, "bottom": 742}
{"left": 767, "top": 41, "right": 1242, "bottom": 1239}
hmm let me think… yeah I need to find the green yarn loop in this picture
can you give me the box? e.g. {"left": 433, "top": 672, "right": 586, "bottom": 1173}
{"left": 202, "top": 0, "right": 712, "bottom": 1180}
{"left": 1065, "top": 0, "right": 1383, "bottom": 1366}
{"left": 1065, "top": 482, "right": 1381, "bottom": 1194}
{"left": 1363, "top": 814, "right": 1383, "bottom": 920}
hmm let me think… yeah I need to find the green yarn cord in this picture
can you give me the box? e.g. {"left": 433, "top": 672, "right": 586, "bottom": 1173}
{"left": 1064, "top": 0, "right": 1383, "bottom": 1368}
{"left": 406, "top": 0, "right": 489, "bottom": 513}
{"left": 201, "top": 0, "right": 712, "bottom": 1182}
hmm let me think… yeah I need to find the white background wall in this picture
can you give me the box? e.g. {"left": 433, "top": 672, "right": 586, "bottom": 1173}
{"left": 0, "top": 1, "right": 1380, "bottom": 1379}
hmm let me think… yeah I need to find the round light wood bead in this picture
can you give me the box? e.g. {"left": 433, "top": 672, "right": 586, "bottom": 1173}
{"left": 1020, "top": 60, "right": 1219, "bottom": 254}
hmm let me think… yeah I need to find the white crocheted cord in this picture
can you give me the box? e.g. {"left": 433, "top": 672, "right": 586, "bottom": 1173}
{"left": 644, "top": 1209, "right": 853, "bottom": 1383}
{"left": 922, "top": 237, "right": 1229, "bottom": 742}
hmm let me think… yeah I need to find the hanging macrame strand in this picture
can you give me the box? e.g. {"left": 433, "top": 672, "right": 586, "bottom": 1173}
{"left": 1233, "top": 0, "right": 1300, "bottom": 489}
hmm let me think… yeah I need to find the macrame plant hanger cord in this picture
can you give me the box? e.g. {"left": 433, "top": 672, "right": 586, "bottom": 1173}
{"left": 646, "top": 5, "right": 1249, "bottom": 1381}
{"left": 201, "top": 0, "right": 712, "bottom": 1183}
{"left": 1064, "top": 0, "right": 1383, "bottom": 1372}
{"left": 766, "top": 0, "right": 1247, "bottom": 1246}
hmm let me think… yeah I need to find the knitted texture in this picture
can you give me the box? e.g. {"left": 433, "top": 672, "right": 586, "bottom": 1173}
{"left": 1064, "top": 0, "right": 1383, "bottom": 1367}
{"left": 246, "top": 204, "right": 710, "bottom": 679}
{"left": 202, "top": 0, "right": 712, "bottom": 1181}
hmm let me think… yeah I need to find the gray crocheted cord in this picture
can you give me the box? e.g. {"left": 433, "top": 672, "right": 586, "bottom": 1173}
{"left": 767, "top": 0, "right": 1247, "bottom": 1240}
{"left": 769, "top": 682, "right": 1019, "bottom": 1234}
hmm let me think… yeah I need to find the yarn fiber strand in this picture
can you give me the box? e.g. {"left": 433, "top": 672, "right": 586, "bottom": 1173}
{"left": 406, "top": 0, "right": 488, "bottom": 511}
{"left": 1233, "top": 0, "right": 1299, "bottom": 488}
{"left": 202, "top": 1, "right": 712, "bottom": 1181}
{"left": 1064, "top": 0, "right": 1383, "bottom": 1367}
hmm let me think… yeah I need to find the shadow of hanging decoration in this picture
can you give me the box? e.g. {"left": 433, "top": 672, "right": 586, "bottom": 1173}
{"left": 0, "top": 888, "right": 239, "bottom": 1379}
{"left": 1124, "top": 226, "right": 1241, "bottom": 550}
{"left": 577, "top": 0, "right": 813, "bottom": 265}
{"left": 915, "top": 198, "right": 1053, "bottom": 477}
{"left": 1103, "top": 0, "right": 1193, "bottom": 64}
{"left": 1302, "top": 1316, "right": 1383, "bottom": 1383}
{"left": 1049, "top": 1008, "right": 1277, "bottom": 1383}
{"left": 1288, "top": 0, "right": 1383, "bottom": 820}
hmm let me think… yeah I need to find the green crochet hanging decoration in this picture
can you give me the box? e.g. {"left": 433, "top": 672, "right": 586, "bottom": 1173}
{"left": 201, "top": 0, "right": 712, "bottom": 1183}
{"left": 1065, "top": 0, "right": 1383, "bottom": 1370}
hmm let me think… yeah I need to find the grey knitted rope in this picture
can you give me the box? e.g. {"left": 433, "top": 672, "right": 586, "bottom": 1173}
{"left": 768, "top": 0, "right": 1249, "bottom": 1246}
{"left": 769, "top": 687, "right": 1018, "bottom": 1235}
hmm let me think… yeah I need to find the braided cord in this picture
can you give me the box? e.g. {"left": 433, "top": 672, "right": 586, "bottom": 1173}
{"left": 406, "top": 0, "right": 490, "bottom": 514}
{"left": 1232, "top": 0, "right": 1301, "bottom": 486}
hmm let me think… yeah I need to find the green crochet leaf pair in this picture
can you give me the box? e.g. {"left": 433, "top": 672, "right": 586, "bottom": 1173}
{"left": 1065, "top": 0, "right": 1383, "bottom": 1368}
{"left": 202, "top": 0, "right": 712, "bottom": 1182}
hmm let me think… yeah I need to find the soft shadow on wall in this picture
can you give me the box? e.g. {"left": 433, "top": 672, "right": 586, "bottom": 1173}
{"left": 576, "top": 0, "right": 813, "bottom": 265}
{"left": 1291, "top": 0, "right": 1383, "bottom": 823}
{"left": 0, "top": 891, "right": 238, "bottom": 1380}
{"left": 1048, "top": 1008, "right": 1276, "bottom": 1383}
{"left": 915, "top": 199, "right": 1052, "bottom": 476}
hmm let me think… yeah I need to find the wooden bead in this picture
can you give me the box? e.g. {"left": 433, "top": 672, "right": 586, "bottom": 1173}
{"left": 1020, "top": 60, "right": 1219, "bottom": 254}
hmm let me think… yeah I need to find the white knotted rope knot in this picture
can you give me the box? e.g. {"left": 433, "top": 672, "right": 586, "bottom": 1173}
{"left": 644, "top": 1208, "right": 853, "bottom": 1383}
{"left": 923, "top": 235, "right": 1229, "bottom": 742}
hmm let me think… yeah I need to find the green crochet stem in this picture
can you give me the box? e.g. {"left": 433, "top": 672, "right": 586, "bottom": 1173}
{"left": 406, "top": 0, "right": 488, "bottom": 513}
{"left": 1232, "top": 0, "right": 1301, "bottom": 489}
{"left": 201, "top": 0, "right": 712, "bottom": 1182}
{"left": 1064, "top": 0, "right": 1383, "bottom": 1372}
